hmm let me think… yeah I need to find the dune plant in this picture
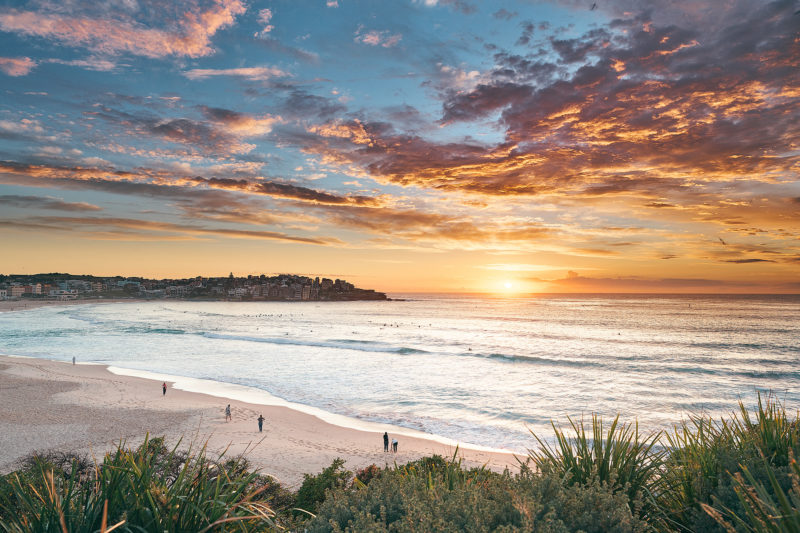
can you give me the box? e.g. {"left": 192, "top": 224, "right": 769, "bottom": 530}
{"left": 528, "top": 413, "right": 665, "bottom": 520}
{"left": 730, "top": 394, "right": 800, "bottom": 467}
{"left": 0, "top": 435, "right": 281, "bottom": 532}
{"left": 661, "top": 393, "right": 800, "bottom": 532}
{"left": 703, "top": 452, "right": 800, "bottom": 532}
{"left": 660, "top": 414, "right": 736, "bottom": 531}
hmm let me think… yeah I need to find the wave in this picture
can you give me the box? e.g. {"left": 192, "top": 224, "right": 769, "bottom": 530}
{"left": 457, "top": 351, "right": 606, "bottom": 368}
{"left": 121, "top": 326, "right": 186, "bottom": 335}
{"left": 690, "top": 341, "right": 800, "bottom": 353}
{"left": 198, "top": 332, "right": 428, "bottom": 354}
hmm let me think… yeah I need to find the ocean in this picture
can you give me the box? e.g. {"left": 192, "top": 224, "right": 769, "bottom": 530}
{"left": 1, "top": 294, "right": 798, "bottom": 453}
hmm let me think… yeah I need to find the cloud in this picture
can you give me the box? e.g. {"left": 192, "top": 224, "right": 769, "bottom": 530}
{"left": 47, "top": 56, "right": 116, "bottom": 71}
{"left": 199, "top": 106, "right": 281, "bottom": 136}
{"left": 9, "top": 216, "right": 343, "bottom": 245}
{"left": 256, "top": 8, "right": 274, "bottom": 36}
{"left": 146, "top": 117, "right": 255, "bottom": 155}
{"left": 256, "top": 37, "right": 319, "bottom": 63}
{"left": 183, "top": 66, "right": 289, "bottom": 81}
{"left": 0, "top": 194, "right": 102, "bottom": 211}
{"left": 0, "top": 0, "right": 246, "bottom": 58}
{"left": 439, "top": 0, "right": 477, "bottom": 14}
{"left": 282, "top": 90, "right": 346, "bottom": 121}
{"left": 722, "top": 258, "right": 776, "bottom": 264}
{"left": 493, "top": 8, "right": 517, "bottom": 20}
{"left": 354, "top": 27, "right": 402, "bottom": 48}
{"left": 84, "top": 102, "right": 281, "bottom": 155}
{"left": 291, "top": 1, "right": 798, "bottom": 209}
{"left": 188, "top": 176, "right": 382, "bottom": 206}
{"left": 0, "top": 56, "right": 36, "bottom": 76}
{"left": 542, "top": 273, "right": 729, "bottom": 293}
{"left": 0, "top": 160, "right": 381, "bottom": 207}
{"left": 417, "top": 0, "right": 476, "bottom": 13}
{"left": 317, "top": 203, "right": 550, "bottom": 248}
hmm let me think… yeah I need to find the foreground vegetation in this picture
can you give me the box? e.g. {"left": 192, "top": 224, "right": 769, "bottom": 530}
{"left": 1, "top": 394, "right": 799, "bottom": 532}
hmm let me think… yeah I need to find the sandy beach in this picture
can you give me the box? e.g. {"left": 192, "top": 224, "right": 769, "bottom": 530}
{"left": 0, "top": 298, "right": 141, "bottom": 313}
{"left": 0, "top": 355, "right": 519, "bottom": 488}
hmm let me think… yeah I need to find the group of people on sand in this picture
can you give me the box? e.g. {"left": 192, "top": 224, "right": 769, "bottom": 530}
{"left": 383, "top": 431, "right": 398, "bottom": 453}
{"left": 160, "top": 383, "right": 267, "bottom": 433}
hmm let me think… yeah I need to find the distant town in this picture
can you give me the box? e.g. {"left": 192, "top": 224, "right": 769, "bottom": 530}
{"left": 0, "top": 273, "right": 388, "bottom": 302}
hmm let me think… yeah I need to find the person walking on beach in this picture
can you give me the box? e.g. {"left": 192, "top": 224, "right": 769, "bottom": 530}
{"left": 72, "top": 356, "right": 75, "bottom": 365}
{"left": 383, "top": 432, "right": 389, "bottom": 452}
{"left": 162, "top": 382, "right": 167, "bottom": 396}
{"left": 392, "top": 438, "right": 398, "bottom": 453}
{"left": 257, "top": 414, "right": 265, "bottom": 432}
{"left": 225, "top": 404, "right": 232, "bottom": 422}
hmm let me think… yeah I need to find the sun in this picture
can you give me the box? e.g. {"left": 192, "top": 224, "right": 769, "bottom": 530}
{"left": 503, "top": 281, "right": 513, "bottom": 290}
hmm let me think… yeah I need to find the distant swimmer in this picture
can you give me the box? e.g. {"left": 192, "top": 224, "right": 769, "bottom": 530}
{"left": 225, "top": 404, "right": 232, "bottom": 422}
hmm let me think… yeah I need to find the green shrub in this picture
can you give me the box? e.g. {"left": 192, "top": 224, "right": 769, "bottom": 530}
{"left": 514, "top": 467, "right": 648, "bottom": 532}
{"left": 295, "top": 458, "right": 352, "bottom": 514}
{"left": 304, "top": 458, "right": 644, "bottom": 532}
{"left": 305, "top": 456, "right": 520, "bottom": 532}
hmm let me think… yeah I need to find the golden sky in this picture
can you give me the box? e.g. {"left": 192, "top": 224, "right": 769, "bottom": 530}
{"left": 0, "top": 0, "right": 798, "bottom": 293}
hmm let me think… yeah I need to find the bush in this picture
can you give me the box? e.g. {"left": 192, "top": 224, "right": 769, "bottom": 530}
{"left": 354, "top": 464, "right": 383, "bottom": 486}
{"left": 304, "top": 457, "right": 644, "bottom": 532}
{"left": 0, "top": 435, "right": 282, "bottom": 532}
{"left": 295, "top": 458, "right": 352, "bottom": 514}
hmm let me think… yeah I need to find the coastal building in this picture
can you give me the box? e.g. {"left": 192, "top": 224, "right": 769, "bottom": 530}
{"left": 0, "top": 289, "right": 6, "bottom": 300}
{"left": 49, "top": 289, "right": 78, "bottom": 300}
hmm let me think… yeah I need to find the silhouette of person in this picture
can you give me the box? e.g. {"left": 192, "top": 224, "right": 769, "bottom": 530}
{"left": 225, "top": 404, "right": 232, "bottom": 421}
{"left": 162, "top": 382, "right": 167, "bottom": 396}
{"left": 257, "top": 414, "right": 265, "bottom": 432}
{"left": 392, "top": 438, "right": 398, "bottom": 453}
{"left": 383, "top": 431, "right": 389, "bottom": 452}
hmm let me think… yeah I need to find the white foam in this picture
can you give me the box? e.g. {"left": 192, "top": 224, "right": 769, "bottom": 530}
{"left": 107, "top": 365, "right": 516, "bottom": 456}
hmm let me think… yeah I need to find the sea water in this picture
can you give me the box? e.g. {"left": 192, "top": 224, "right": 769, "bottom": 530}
{"left": 1, "top": 294, "right": 798, "bottom": 452}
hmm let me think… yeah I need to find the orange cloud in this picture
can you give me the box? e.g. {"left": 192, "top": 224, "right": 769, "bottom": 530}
{"left": 0, "top": 56, "right": 36, "bottom": 76}
{"left": 0, "top": 0, "right": 245, "bottom": 58}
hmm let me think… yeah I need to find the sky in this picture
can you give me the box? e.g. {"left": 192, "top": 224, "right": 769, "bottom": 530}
{"left": 0, "top": 0, "right": 798, "bottom": 294}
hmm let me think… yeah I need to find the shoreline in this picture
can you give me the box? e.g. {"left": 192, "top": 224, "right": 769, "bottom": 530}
{"left": 0, "top": 355, "right": 520, "bottom": 487}
{"left": 0, "top": 298, "right": 140, "bottom": 313}
{"left": 107, "top": 365, "right": 515, "bottom": 455}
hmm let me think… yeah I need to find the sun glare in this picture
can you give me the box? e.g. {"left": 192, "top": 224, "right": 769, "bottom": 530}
{"left": 504, "top": 281, "right": 513, "bottom": 289}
